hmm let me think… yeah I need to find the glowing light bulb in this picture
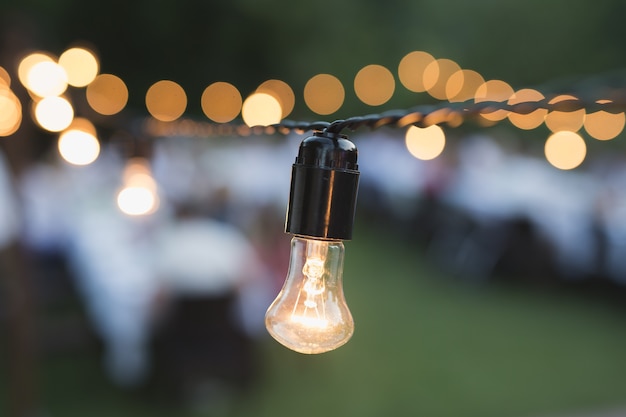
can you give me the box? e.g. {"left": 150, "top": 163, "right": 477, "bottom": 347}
{"left": 265, "top": 237, "right": 353, "bottom": 353}
{"left": 265, "top": 130, "right": 360, "bottom": 354}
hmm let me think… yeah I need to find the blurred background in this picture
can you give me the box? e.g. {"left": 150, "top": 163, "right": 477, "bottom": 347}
{"left": 2, "top": 1, "right": 626, "bottom": 417}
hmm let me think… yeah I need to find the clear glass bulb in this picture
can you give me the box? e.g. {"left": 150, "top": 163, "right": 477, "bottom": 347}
{"left": 265, "top": 236, "right": 354, "bottom": 354}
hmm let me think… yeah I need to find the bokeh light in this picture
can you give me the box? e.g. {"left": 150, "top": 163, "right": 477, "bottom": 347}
{"left": 241, "top": 93, "right": 282, "bottom": 127}
{"left": 256, "top": 79, "right": 295, "bottom": 119}
{"left": 117, "top": 157, "right": 159, "bottom": 216}
{"left": 86, "top": 74, "right": 128, "bottom": 115}
{"left": 545, "top": 95, "right": 585, "bottom": 132}
{"left": 0, "top": 86, "right": 22, "bottom": 137}
{"left": 145, "top": 80, "right": 187, "bottom": 122}
{"left": 0, "top": 66, "right": 11, "bottom": 86}
{"left": 446, "top": 69, "right": 485, "bottom": 102}
{"left": 423, "top": 58, "right": 461, "bottom": 100}
{"left": 507, "top": 89, "right": 547, "bottom": 130}
{"left": 398, "top": 51, "right": 435, "bottom": 93}
{"left": 304, "top": 74, "right": 344, "bottom": 115}
{"left": 34, "top": 96, "right": 74, "bottom": 132}
{"left": 405, "top": 124, "right": 446, "bottom": 160}
{"left": 59, "top": 47, "right": 99, "bottom": 87}
{"left": 58, "top": 121, "right": 100, "bottom": 165}
{"left": 544, "top": 131, "right": 587, "bottom": 170}
{"left": 354, "top": 64, "right": 395, "bottom": 106}
{"left": 201, "top": 82, "right": 242, "bottom": 123}
{"left": 26, "top": 61, "right": 68, "bottom": 97}
{"left": 583, "top": 100, "right": 625, "bottom": 140}
{"left": 18, "top": 52, "right": 54, "bottom": 88}
{"left": 474, "top": 79, "right": 515, "bottom": 122}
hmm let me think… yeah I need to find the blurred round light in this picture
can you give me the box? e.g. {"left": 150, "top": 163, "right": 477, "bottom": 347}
{"left": 446, "top": 69, "right": 484, "bottom": 102}
{"left": 583, "top": 100, "right": 624, "bottom": 140}
{"left": 146, "top": 80, "right": 187, "bottom": 122}
{"left": 0, "top": 66, "right": 11, "bottom": 87}
{"left": 117, "top": 187, "right": 159, "bottom": 216}
{"left": 304, "top": 74, "right": 344, "bottom": 115}
{"left": 58, "top": 128, "right": 100, "bottom": 165}
{"left": 545, "top": 131, "right": 586, "bottom": 170}
{"left": 18, "top": 52, "right": 54, "bottom": 88}
{"left": 59, "top": 47, "right": 99, "bottom": 87}
{"left": 34, "top": 96, "right": 74, "bottom": 132}
{"left": 474, "top": 80, "right": 515, "bottom": 121}
{"left": 545, "top": 95, "right": 585, "bottom": 132}
{"left": 26, "top": 61, "right": 68, "bottom": 97}
{"left": 0, "top": 88, "right": 22, "bottom": 137}
{"left": 508, "top": 89, "right": 547, "bottom": 130}
{"left": 405, "top": 124, "right": 446, "bottom": 160}
{"left": 201, "top": 81, "right": 242, "bottom": 123}
{"left": 354, "top": 64, "right": 395, "bottom": 106}
{"left": 86, "top": 74, "right": 128, "bottom": 115}
{"left": 256, "top": 79, "right": 295, "bottom": 119}
{"left": 398, "top": 51, "right": 435, "bottom": 93}
{"left": 423, "top": 58, "right": 461, "bottom": 100}
{"left": 241, "top": 93, "right": 282, "bottom": 127}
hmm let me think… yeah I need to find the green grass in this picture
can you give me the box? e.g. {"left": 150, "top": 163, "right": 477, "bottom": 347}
{"left": 3, "top": 225, "right": 626, "bottom": 417}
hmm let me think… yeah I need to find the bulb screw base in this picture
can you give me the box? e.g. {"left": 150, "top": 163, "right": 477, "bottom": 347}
{"left": 285, "top": 130, "right": 360, "bottom": 240}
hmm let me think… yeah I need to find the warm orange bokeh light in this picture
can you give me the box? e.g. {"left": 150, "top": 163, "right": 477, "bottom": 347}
{"left": 0, "top": 66, "right": 11, "bottom": 87}
{"left": 86, "top": 74, "right": 128, "bottom": 115}
{"left": 241, "top": 93, "right": 282, "bottom": 127}
{"left": 17, "top": 52, "right": 54, "bottom": 88}
{"left": 58, "top": 127, "right": 100, "bottom": 166}
{"left": 354, "top": 64, "right": 395, "bottom": 106}
{"left": 474, "top": 80, "right": 515, "bottom": 122}
{"left": 423, "top": 58, "right": 461, "bottom": 101}
{"left": 146, "top": 80, "right": 187, "bottom": 122}
{"left": 59, "top": 47, "right": 99, "bottom": 87}
{"left": 34, "top": 96, "right": 74, "bottom": 132}
{"left": 405, "top": 124, "right": 446, "bottom": 160}
{"left": 256, "top": 79, "right": 295, "bottom": 119}
{"left": 0, "top": 86, "right": 22, "bottom": 137}
{"left": 545, "top": 95, "right": 585, "bottom": 133}
{"left": 26, "top": 61, "right": 68, "bottom": 97}
{"left": 507, "top": 89, "right": 547, "bottom": 130}
{"left": 583, "top": 100, "right": 625, "bottom": 140}
{"left": 398, "top": 51, "right": 435, "bottom": 93}
{"left": 304, "top": 74, "right": 345, "bottom": 115}
{"left": 545, "top": 131, "right": 586, "bottom": 170}
{"left": 201, "top": 82, "right": 242, "bottom": 123}
{"left": 446, "top": 69, "right": 485, "bottom": 102}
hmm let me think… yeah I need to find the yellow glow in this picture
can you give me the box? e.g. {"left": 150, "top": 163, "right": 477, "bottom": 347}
{"left": 59, "top": 47, "right": 99, "bottom": 87}
{"left": 201, "top": 82, "right": 242, "bottom": 123}
{"left": 398, "top": 51, "right": 435, "bottom": 93}
{"left": 0, "top": 66, "right": 10, "bottom": 87}
{"left": 18, "top": 52, "right": 54, "bottom": 88}
{"left": 241, "top": 93, "right": 282, "bottom": 127}
{"left": 58, "top": 128, "right": 100, "bottom": 166}
{"left": 474, "top": 80, "right": 514, "bottom": 121}
{"left": 583, "top": 100, "right": 624, "bottom": 140}
{"left": 145, "top": 80, "right": 187, "bottom": 122}
{"left": 508, "top": 89, "right": 547, "bottom": 130}
{"left": 354, "top": 64, "right": 395, "bottom": 106}
{"left": 67, "top": 117, "right": 97, "bottom": 136}
{"left": 86, "top": 74, "right": 128, "bottom": 115}
{"left": 545, "top": 95, "right": 585, "bottom": 132}
{"left": 405, "top": 125, "right": 446, "bottom": 160}
{"left": 256, "top": 79, "right": 295, "bottom": 119}
{"left": 34, "top": 96, "right": 74, "bottom": 132}
{"left": 423, "top": 59, "right": 461, "bottom": 101}
{"left": 117, "top": 158, "right": 159, "bottom": 216}
{"left": 26, "top": 61, "right": 68, "bottom": 97}
{"left": 545, "top": 131, "right": 586, "bottom": 170}
{"left": 446, "top": 69, "right": 484, "bottom": 102}
{"left": 0, "top": 87, "right": 22, "bottom": 137}
{"left": 304, "top": 74, "right": 344, "bottom": 115}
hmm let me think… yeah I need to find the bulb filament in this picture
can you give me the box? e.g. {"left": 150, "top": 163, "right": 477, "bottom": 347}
{"left": 291, "top": 256, "right": 328, "bottom": 328}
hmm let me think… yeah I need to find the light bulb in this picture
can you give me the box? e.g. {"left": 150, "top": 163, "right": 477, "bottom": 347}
{"left": 265, "top": 130, "right": 360, "bottom": 354}
{"left": 265, "top": 236, "right": 353, "bottom": 354}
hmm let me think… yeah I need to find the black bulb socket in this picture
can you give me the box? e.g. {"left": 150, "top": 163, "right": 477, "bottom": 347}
{"left": 285, "top": 130, "right": 360, "bottom": 240}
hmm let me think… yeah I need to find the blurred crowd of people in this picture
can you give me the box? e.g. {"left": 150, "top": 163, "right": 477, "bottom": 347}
{"left": 2, "top": 128, "right": 626, "bottom": 413}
